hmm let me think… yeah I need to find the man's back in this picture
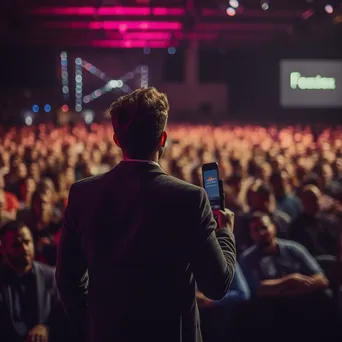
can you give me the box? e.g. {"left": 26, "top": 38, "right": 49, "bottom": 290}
{"left": 56, "top": 161, "right": 236, "bottom": 342}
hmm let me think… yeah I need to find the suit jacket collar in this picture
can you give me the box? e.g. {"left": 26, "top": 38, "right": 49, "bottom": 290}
{"left": 114, "top": 160, "right": 167, "bottom": 176}
{"left": 34, "top": 262, "right": 44, "bottom": 323}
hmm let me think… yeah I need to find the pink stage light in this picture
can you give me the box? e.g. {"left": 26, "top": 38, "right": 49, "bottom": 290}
{"left": 98, "top": 7, "right": 150, "bottom": 16}
{"left": 34, "top": 7, "right": 97, "bottom": 15}
{"left": 42, "top": 21, "right": 182, "bottom": 31}
{"left": 93, "top": 21, "right": 182, "bottom": 31}
{"left": 91, "top": 40, "right": 171, "bottom": 48}
{"left": 152, "top": 8, "right": 185, "bottom": 16}
{"left": 31, "top": 7, "right": 185, "bottom": 16}
{"left": 123, "top": 32, "right": 171, "bottom": 40}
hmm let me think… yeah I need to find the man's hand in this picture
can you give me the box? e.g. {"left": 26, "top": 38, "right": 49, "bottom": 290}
{"left": 26, "top": 324, "right": 48, "bottom": 342}
{"left": 285, "top": 273, "right": 314, "bottom": 287}
{"left": 213, "top": 208, "right": 234, "bottom": 231}
{"left": 282, "top": 273, "right": 315, "bottom": 295}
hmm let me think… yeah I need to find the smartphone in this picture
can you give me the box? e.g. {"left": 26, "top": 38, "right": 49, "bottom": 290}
{"left": 202, "top": 162, "right": 224, "bottom": 210}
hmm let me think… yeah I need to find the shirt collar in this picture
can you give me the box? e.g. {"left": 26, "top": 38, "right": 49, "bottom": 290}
{"left": 122, "top": 158, "right": 159, "bottom": 167}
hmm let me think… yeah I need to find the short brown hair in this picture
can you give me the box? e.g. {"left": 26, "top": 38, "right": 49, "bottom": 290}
{"left": 0, "top": 220, "right": 30, "bottom": 244}
{"left": 110, "top": 87, "right": 169, "bottom": 159}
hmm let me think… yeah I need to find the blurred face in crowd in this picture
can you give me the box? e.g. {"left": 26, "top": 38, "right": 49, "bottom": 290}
{"left": 33, "top": 186, "right": 54, "bottom": 217}
{"left": 16, "top": 145, "right": 25, "bottom": 158}
{"left": 17, "top": 163, "right": 27, "bottom": 179}
{"left": 57, "top": 174, "right": 67, "bottom": 193}
{"left": 0, "top": 151, "right": 10, "bottom": 169}
{"left": 65, "top": 167, "right": 76, "bottom": 186}
{"left": 20, "top": 177, "right": 36, "bottom": 201}
{"left": 301, "top": 186, "right": 321, "bottom": 216}
{"left": 271, "top": 155, "right": 285, "bottom": 172}
{"left": 47, "top": 155, "right": 56, "bottom": 168}
{"left": 25, "top": 177, "right": 36, "bottom": 193}
{"left": 259, "top": 163, "right": 272, "bottom": 182}
{"left": 336, "top": 157, "right": 342, "bottom": 176}
{"left": 37, "top": 159, "right": 46, "bottom": 172}
{"left": 321, "top": 163, "right": 333, "bottom": 185}
{"left": 0, "top": 190, "right": 5, "bottom": 215}
{"left": 1, "top": 226, "right": 35, "bottom": 273}
{"left": 92, "top": 150, "right": 102, "bottom": 164}
{"left": 28, "top": 162, "right": 40, "bottom": 182}
{"left": 66, "top": 155, "right": 77, "bottom": 168}
{"left": 10, "top": 156, "right": 21, "bottom": 169}
{"left": 29, "top": 148, "right": 39, "bottom": 161}
{"left": 249, "top": 215, "right": 276, "bottom": 248}
{"left": 0, "top": 173, "right": 4, "bottom": 189}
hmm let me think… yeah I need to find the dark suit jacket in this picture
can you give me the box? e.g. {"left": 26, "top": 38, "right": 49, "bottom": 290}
{"left": 56, "top": 161, "right": 236, "bottom": 342}
{"left": 0, "top": 261, "right": 59, "bottom": 342}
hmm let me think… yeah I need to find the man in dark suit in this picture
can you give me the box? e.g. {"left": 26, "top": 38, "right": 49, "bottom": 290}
{"left": 56, "top": 87, "right": 236, "bottom": 342}
{"left": 0, "top": 220, "right": 60, "bottom": 342}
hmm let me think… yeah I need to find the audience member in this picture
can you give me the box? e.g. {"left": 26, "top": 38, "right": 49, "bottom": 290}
{"left": 269, "top": 171, "right": 302, "bottom": 220}
{"left": 239, "top": 212, "right": 336, "bottom": 342}
{"left": 0, "top": 220, "right": 61, "bottom": 342}
{"left": 289, "top": 185, "right": 340, "bottom": 257}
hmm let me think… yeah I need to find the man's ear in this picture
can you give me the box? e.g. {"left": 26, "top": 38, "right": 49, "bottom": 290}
{"left": 113, "top": 134, "right": 121, "bottom": 148}
{"left": 160, "top": 131, "right": 167, "bottom": 147}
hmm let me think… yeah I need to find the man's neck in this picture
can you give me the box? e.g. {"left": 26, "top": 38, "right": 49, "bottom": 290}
{"left": 260, "top": 239, "right": 278, "bottom": 254}
{"left": 123, "top": 153, "right": 159, "bottom": 164}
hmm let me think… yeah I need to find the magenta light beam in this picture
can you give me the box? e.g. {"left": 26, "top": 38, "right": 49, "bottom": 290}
{"left": 31, "top": 7, "right": 185, "bottom": 16}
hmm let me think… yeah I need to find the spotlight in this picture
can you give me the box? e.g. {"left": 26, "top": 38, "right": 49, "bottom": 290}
{"left": 261, "top": 1, "right": 270, "bottom": 10}
{"left": 226, "top": 7, "right": 236, "bottom": 16}
{"left": 229, "top": 0, "right": 239, "bottom": 8}
{"left": 325, "top": 4, "right": 333, "bottom": 14}
{"left": 143, "top": 47, "right": 151, "bottom": 55}
{"left": 61, "top": 104, "right": 69, "bottom": 112}
{"left": 83, "top": 110, "right": 95, "bottom": 125}
{"left": 168, "top": 47, "right": 176, "bottom": 55}
{"left": 25, "top": 116, "right": 33, "bottom": 126}
{"left": 44, "top": 104, "right": 51, "bottom": 113}
{"left": 32, "top": 105, "right": 39, "bottom": 113}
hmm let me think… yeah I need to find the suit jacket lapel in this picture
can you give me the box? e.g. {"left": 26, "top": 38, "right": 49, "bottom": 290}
{"left": 1, "top": 283, "right": 13, "bottom": 318}
{"left": 0, "top": 266, "right": 15, "bottom": 330}
{"left": 34, "top": 263, "right": 44, "bottom": 323}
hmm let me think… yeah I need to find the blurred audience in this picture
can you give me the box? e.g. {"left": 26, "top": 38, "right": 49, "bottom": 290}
{"left": 0, "top": 122, "right": 341, "bottom": 342}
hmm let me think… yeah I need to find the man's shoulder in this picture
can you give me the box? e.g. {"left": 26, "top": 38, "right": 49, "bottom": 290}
{"left": 34, "top": 261, "right": 55, "bottom": 276}
{"left": 277, "top": 238, "right": 308, "bottom": 255}
{"left": 72, "top": 173, "right": 107, "bottom": 188}
{"left": 33, "top": 262, "right": 58, "bottom": 291}
{"left": 69, "top": 171, "right": 112, "bottom": 197}
{"left": 161, "top": 174, "right": 202, "bottom": 192}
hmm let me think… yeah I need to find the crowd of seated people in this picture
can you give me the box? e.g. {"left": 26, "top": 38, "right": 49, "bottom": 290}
{"left": 0, "top": 122, "right": 341, "bottom": 342}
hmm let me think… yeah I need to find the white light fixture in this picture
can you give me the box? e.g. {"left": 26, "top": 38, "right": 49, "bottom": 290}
{"left": 229, "top": 0, "right": 239, "bottom": 8}
{"left": 261, "top": 1, "right": 270, "bottom": 10}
